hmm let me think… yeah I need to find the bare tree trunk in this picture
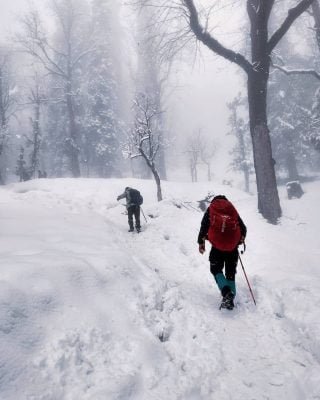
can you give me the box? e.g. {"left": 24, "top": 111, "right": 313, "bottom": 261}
{"left": 206, "top": 162, "right": 211, "bottom": 181}
{"left": 285, "top": 151, "right": 299, "bottom": 181}
{"left": 130, "top": 157, "right": 135, "bottom": 177}
{"left": 152, "top": 166, "right": 163, "bottom": 201}
{"left": 190, "top": 164, "right": 194, "bottom": 182}
{"left": 244, "top": 166, "right": 250, "bottom": 193}
{"left": 312, "top": 0, "right": 320, "bottom": 52}
{"left": 192, "top": 163, "right": 198, "bottom": 182}
{"left": 0, "top": 69, "right": 4, "bottom": 148}
{"left": 30, "top": 99, "right": 41, "bottom": 178}
{"left": 229, "top": 97, "right": 251, "bottom": 192}
{"left": 247, "top": 1, "right": 282, "bottom": 222}
{"left": 238, "top": 126, "right": 250, "bottom": 192}
{"left": 247, "top": 68, "right": 281, "bottom": 222}
{"left": 65, "top": 79, "right": 80, "bottom": 177}
{"left": 0, "top": 66, "right": 7, "bottom": 185}
{"left": 142, "top": 153, "right": 163, "bottom": 201}
{"left": 154, "top": 91, "right": 167, "bottom": 179}
{"left": 158, "top": 139, "right": 167, "bottom": 180}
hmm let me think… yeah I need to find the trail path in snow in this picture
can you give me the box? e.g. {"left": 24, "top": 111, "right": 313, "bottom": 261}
{"left": 106, "top": 192, "right": 320, "bottom": 400}
{"left": 0, "top": 179, "right": 319, "bottom": 400}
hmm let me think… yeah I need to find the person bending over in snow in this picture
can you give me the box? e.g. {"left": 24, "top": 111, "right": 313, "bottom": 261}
{"left": 197, "top": 195, "right": 247, "bottom": 310}
{"left": 117, "top": 187, "right": 143, "bottom": 233}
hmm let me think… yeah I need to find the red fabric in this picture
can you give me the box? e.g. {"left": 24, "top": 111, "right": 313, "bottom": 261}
{"left": 208, "top": 199, "right": 241, "bottom": 251}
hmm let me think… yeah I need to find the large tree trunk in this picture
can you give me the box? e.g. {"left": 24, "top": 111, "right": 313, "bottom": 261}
{"left": 247, "top": 67, "right": 282, "bottom": 222}
{"left": 248, "top": 2, "right": 281, "bottom": 222}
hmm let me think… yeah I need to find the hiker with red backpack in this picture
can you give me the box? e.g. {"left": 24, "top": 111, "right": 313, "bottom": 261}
{"left": 198, "top": 195, "right": 247, "bottom": 310}
{"left": 117, "top": 187, "right": 143, "bottom": 232}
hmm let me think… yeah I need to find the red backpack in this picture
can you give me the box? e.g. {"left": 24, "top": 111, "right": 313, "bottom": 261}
{"left": 208, "top": 198, "right": 241, "bottom": 251}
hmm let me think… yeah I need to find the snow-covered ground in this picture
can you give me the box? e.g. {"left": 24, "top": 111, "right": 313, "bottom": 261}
{"left": 0, "top": 177, "right": 319, "bottom": 400}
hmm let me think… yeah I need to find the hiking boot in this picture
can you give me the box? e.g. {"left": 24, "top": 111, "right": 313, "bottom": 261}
{"left": 136, "top": 227, "right": 141, "bottom": 233}
{"left": 220, "top": 292, "right": 235, "bottom": 310}
{"left": 220, "top": 287, "right": 234, "bottom": 310}
{"left": 128, "top": 228, "right": 134, "bottom": 232}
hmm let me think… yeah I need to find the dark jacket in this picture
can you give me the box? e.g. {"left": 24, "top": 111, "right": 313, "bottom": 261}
{"left": 117, "top": 187, "right": 140, "bottom": 209}
{"left": 197, "top": 204, "right": 247, "bottom": 246}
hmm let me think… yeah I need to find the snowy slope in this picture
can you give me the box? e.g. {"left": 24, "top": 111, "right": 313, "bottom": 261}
{"left": 0, "top": 178, "right": 319, "bottom": 400}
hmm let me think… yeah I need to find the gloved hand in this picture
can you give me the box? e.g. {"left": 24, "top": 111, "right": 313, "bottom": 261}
{"left": 199, "top": 243, "right": 205, "bottom": 254}
{"left": 116, "top": 196, "right": 120, "bottom": 201}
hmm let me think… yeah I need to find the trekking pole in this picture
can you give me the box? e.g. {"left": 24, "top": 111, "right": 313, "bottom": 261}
{"left": 238, "top": 253, "right": 256, "bottom": 306}
{"left": 140, "top": 207, "right": 147, "bottom": 223}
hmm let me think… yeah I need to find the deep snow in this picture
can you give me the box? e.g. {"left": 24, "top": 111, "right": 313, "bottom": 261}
{"left": 0, "top": 177, "right": 319, "bottom": 400}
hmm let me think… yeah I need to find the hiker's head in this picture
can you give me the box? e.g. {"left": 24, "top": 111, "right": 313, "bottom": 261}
{"left": 213, "top": 195, "right": 227, "bottom": 201}
{"left": 125, "top": 186, "right": 131, "bottom": 191}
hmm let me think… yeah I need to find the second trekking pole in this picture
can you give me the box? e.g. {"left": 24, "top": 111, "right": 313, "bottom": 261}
{"left": 140, "top": 207, "right": 147, "bottom": 223}
{"left": 238, "top": 253, "right": 256, "bottom": 306}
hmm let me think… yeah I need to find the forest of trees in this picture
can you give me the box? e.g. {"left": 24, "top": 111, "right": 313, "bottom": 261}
{"left": 1, "top": 0, "right": 320, "bottom": 223}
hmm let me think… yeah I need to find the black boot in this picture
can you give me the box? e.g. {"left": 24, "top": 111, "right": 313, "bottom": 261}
{"left": 220, "top": 286, "right": 235, "bottom": 310}
{"left": 128, "top": 227, "right": 134, "bottom": 232}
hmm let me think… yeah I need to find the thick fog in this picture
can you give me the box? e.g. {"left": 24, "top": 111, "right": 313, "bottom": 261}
{"left": 0, "top": 0, "right": 319, "bottom": 206}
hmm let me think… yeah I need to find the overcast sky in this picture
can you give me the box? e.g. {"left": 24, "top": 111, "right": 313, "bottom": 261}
{"left": 1, "top": 0, "right": 27, "bottom": 35}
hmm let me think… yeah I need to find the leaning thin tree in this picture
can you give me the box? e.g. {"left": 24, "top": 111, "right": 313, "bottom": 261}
{"left": 167, "top": 0, "right": 315, "bottom": 223}
{"left": 127, "top": 94, "right": 163, "bottom": 201}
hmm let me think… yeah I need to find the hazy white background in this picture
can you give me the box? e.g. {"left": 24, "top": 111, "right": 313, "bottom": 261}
{"left": 0, "top": 0, "right": 244, "bottom": 181}
{"left": 1, "top": 0, "right": 44, "bottom": 35}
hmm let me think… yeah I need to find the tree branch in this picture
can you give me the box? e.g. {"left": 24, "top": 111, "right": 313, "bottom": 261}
{"left": 272, "top": 62, "right": 320, "bottom": 80}
{"left": 71, "top": 48, "right": 96, "bottom": 68}
{"left": 268, "top": 0, "right": 315, "bottom": 53}
{"left": 183, "top": 0, "right": 252, "bottom": 74}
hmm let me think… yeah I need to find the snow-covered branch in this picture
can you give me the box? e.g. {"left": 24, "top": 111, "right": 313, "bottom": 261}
{"left": 272, "top": 63, "right": 320, "bottom": 81}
